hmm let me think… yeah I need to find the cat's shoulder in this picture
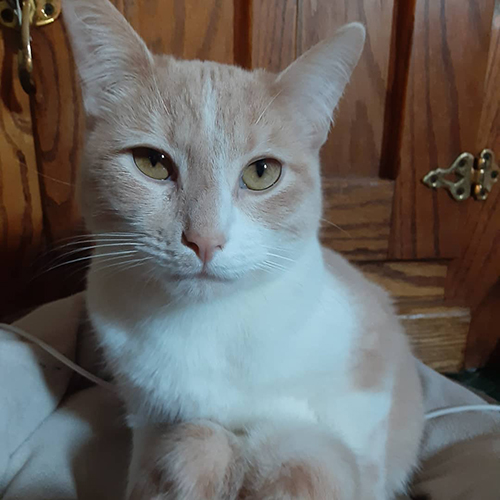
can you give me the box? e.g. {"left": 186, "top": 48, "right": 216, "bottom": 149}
{"left": 321, "top": 246, "right": 394, "bottom": 312}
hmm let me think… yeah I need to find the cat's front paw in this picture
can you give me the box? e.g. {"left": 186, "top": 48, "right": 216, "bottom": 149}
{"left": 129, "top": 421, "right": 245, "bottom": 500}
{"left": 241, "top": 461, "right": 339, "bottom": 500}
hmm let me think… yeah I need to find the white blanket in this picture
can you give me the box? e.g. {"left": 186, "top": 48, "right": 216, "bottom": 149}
{"left": 1, "top": 294, "right": 499, "bottom": 499}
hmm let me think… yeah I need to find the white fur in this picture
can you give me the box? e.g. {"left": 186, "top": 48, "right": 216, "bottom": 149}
{"left": 88, "top": 240, "right": 411, "bottom": 499}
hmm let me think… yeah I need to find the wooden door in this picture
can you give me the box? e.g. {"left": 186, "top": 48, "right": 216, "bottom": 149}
{"left": 1, "top": 0, "right": 499, "bottom": 373}
{"left": 388, "top": 0, "right": 500, "bottom": 369}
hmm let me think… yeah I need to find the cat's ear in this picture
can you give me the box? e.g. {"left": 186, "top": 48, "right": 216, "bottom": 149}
{"left": 63, "top": 0, "right": 154, "bottom": 120}
{"left": 276, "top": 23, "right": 365, "bottom": 148}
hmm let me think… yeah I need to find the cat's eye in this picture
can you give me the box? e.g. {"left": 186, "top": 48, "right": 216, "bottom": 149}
{"left": 132, "top": 148, "right": 173, "bottom": 181}
{"left": 241, "top": 158, "right": 282, "bottom": 191}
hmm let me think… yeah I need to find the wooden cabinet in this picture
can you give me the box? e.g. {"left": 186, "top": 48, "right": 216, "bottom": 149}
{"left": 1, "top": 0, "right": 499, "bottom": 372}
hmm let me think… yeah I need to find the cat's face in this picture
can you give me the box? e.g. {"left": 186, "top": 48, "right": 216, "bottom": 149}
{"left": 64, "top": 0, "right": 364, "bottom": 299}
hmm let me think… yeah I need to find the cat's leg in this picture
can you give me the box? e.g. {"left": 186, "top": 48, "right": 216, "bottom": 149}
{"left": 241, "top": 422, "right": 375, "bottom": 500}
{"left": 126, "top": 421, "right": 245, "bottom": 500}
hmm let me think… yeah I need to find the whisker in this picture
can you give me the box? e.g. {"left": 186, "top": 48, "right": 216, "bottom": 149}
{"left": 48, "top": 242, "right": 144, "bottom": 262}
{"left": 255, "top": 90, "right": 283, "bottom": 125}
{"left": 52, "top": 238, "right": 139, "bottom": 248}
{"left": 256, "top": 263, "right": 280, "bottom": 275}
{"left": 53, "top": 231, "right": 144, "bottom": 244}
{"left": 36, "top": 171, "right": 75, "bottom": 186}
{"left": 261, "top": 260, "right": 287, "bottom": 272}
{"left": 33, "top": 238, "right": 141, "bottom": 265}
{"left": 261, "top": 244, "right": 295, "bottom": 255}
{"left": 43, "top": 250, "right": 138, "bottom": 274}
{"left": 320, "top": 218, "right": 351, "bottom": 237}
{"left": 95, "top": 256, "right": 152, "bottom": 280}
{"left": 141, "top": 268, "right": 158, "bottom": 297}
{"left": 265, "top": 252, "right": 295, "bottom": 263}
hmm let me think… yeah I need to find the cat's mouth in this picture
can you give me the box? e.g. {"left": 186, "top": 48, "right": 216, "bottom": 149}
{"left": 170, "top": 268, "right": 235, "bottom": 283}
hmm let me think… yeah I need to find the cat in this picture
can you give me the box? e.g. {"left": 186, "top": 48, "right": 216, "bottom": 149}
{"left": 63, "top": 0, "right": 424, "bottom": 498}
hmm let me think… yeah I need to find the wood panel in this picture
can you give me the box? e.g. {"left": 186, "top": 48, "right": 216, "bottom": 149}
{"left": 321, "top": 179, "right": 393, "bottom": 260}
{"left": 446, "top": 2, "right": 500, "bottom": 309}
{"left": 0, "top": 30, "right": 43, "bottom": 291}
{"left": 297, "top": 0, "right": 394, "bottom": 177}
{"left": 400, "top": 303, "right": 469, "bottom": 373}
{"left": 379, "top": 0, "right": 417, "bottom": 179}
{"left": 251, "top": 0, "right": 297, "bottom": 71}
{"left": 360, "top": 261, "right": 447, "bottom": 303}
{"left": 30, "top": 22, "right": 83, "bottom": 244}
{"left": 445, "top": 1, "right": 500, "bottom": 368}
{"left": 390, "top": 0, "right": 496, "bottom": 259}
{"left": 117, "top": 0, "right": 234, "bottom": 63}
{"left": 234, "top": 0, "right": 252, "bottom": 68}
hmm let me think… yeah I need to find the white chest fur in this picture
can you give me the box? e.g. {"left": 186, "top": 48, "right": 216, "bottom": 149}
{"left": 87, "top": 245, "right": 363, "bottom": 430}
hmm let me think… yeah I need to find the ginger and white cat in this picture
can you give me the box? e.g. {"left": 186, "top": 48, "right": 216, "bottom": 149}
{"left": 63, "top": 0, "right": 424, "bottom": 498}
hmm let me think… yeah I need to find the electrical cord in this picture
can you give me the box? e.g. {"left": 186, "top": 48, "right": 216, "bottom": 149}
{"left": 2, "top": 322, "right": 500, "bottom": 419}
{"left": 1, "top": 322, "right": 115, "bottom": 392}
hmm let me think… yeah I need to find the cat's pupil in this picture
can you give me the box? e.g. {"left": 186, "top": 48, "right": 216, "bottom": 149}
{"left": 256, "top": 160, "right": 267, "bottom": 178}
{"left": 149, "top": 152, "right": 161, "bottom": 167}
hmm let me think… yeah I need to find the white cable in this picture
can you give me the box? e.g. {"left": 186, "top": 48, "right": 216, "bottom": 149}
{"left": 425, "top": 404, "right": 500, "bottom": 420}
{"left": 2, "top": 323, "right": 500, "bottom": 419}
{"left": 0, "top": 322, "right": 116, "bottom": 393}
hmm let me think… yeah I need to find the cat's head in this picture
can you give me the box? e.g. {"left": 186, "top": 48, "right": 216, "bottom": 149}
{"left": 64, "top": 0, "right": 365, "bottom": 300}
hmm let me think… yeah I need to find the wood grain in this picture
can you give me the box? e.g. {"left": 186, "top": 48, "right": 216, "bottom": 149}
{"left": 360, "top": 261, "right": 447, "bottom": 303}
{"left": 251, "top": 0, "right": 297, "bottom": 71}
{"left": 445, "top": 2, "right": 500, "bottom": 368}
{"left": 31, "top": 22, "right": 84, "bottom": 243}
{"left": 321, "top": 178, "right": 394, "bottom": 260}
{"left": 399, "top": 302, "right": 470, "bottom": 373}
{"left": 390, "top": 0, "right": 496, "bottom": 259}
{"left": 234, "top": 0, "right": 252, "bottom": 68}
{"left": 116, "top": 0, "right": 234, "bottom": 63}
{"left": 297, "top": 0, "right": 394, "bottom": 177}
{"left": 379, "top": 0, "right": 417, "bottom": 179}
{"left": 0, "top": 30, "right": 43, "bottom": 291}
{"left": 446, "top": 2, "right": 500, "bottom": 309}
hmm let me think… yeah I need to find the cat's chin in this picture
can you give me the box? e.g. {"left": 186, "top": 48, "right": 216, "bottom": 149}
{"left": 184, "top": 270, "right": 235, "bottom": 283}
{"left": 161, "top": 275, "right": 241, "bottom": 302}
{"left": 157, "top": 267, "right": 279, "bottom": 302}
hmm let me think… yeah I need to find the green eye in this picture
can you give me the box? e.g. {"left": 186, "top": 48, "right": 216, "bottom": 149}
{"left": 133, "top": 148, "right": 173, "bottom": 180}
{"left": 241, "top": 158, "right": 282, "bottom": 191}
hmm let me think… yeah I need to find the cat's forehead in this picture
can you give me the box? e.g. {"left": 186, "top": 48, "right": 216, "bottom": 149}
{"left": 154, "top": 56, "right": 274, "bottom": 122}
{"left": 142, "top": 56, "right": 289, "bottom": 158}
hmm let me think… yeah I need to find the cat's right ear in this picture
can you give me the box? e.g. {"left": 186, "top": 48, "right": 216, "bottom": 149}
{"left": 63, "top": 0, "right": 154, "bottom": 120}
{"left": 276, "top": 23, "right": 365, "bottom": 149}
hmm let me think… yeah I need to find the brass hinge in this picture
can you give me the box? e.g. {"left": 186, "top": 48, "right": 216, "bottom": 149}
{"left": 0, "top": 0, "right": 61, "bottom": 93}
{"left": 422, "top": 149, "right": 499, "bottom": 201}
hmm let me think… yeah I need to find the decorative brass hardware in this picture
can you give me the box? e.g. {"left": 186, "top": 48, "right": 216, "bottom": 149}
{"left": 423, "top": 149, "right": 499, "bottom": 201}
{"left": 18, "top": 0, "right": 34, "bottom": 93}
{"left": 0, "top": 0, "right": 60, "bottom": 28}
{"left": 0, "top": 0, "right": 61, "bottom": 93}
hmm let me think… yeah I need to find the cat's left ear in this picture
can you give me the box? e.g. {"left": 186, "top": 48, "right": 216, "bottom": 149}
{"left": 276, "top": 23, "right": 365, "bottom": 149}
{"left": 63, "top": 0, "right": 154, "bottom": 121}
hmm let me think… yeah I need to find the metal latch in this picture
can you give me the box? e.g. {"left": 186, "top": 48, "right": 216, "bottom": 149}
{"left": 423, "top": 149, "right": 499, "bottom": 201}
{"left": 0, "top": 0, "right": 61, "bottom": 93}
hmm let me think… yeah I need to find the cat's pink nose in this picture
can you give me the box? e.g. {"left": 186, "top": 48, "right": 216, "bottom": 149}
{"left": 181, "top": 230, "right": 226, "bottom": 264}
